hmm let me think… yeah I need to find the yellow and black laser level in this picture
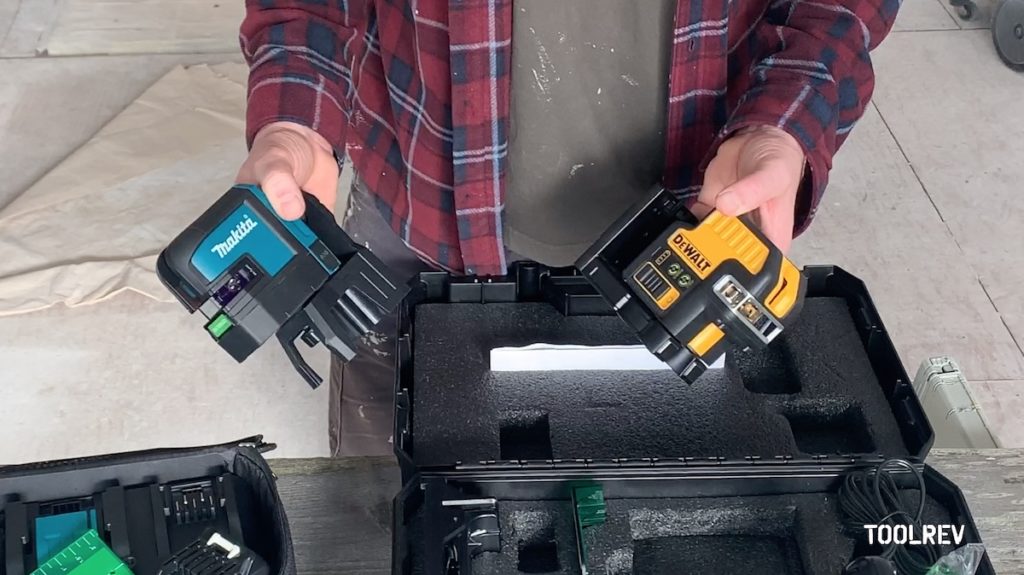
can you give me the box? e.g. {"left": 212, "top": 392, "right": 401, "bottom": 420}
{"left": 576, "top": 187, "right": 806, "bottom": 383}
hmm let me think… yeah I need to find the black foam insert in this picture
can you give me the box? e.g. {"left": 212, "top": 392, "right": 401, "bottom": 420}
{"left": 784, "top": 405, "right": 876, "bottom": 454}
{"left": 465, "top": 493, "right": 955, "bottom": 575}
{"left": 515, "top": 524, "right": 561, "bottom": 573}
{"left": 632, "top": 535, "right": 798, "bottom": 574}
{"left": 470, "top": 503, "right": 579, "bottom": 575}
{"left": 736, "top": 338, "right": 801, "bottom": 394}
{"left": 411, "top": 297, "right": 909, "bottom": 466}
{"left": 500, "top": 411, "right": 554, "bottom": 461}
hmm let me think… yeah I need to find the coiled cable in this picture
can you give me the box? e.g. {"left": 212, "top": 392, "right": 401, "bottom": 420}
{"left": 839, "top": 459, "right": 942, "bottom": 574}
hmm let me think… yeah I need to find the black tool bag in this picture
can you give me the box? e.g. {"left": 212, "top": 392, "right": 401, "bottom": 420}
{"left": 391, "top": 264, "right": 996, "bottom": 575}
{"left": 1, "top": 436, "right": 294, "bottom": 575}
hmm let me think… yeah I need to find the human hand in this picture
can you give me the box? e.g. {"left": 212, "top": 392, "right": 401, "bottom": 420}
{"left": 694, "top": 125, "right": 806, "bottom": 253}
{"left": 236, "top": 121, "right": 340, "bottom": 220}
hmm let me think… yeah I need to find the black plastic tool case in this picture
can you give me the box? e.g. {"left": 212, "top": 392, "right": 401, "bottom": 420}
{"left": 0, "top": 436, "right": 295, "bottom": 575}
{"left": 391, "top": 264, "right": 996, "bottom": 575}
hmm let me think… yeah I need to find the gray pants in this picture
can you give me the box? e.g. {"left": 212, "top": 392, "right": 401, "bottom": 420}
{"left": 329, "top": 177, "right": 432, "bottom": 456}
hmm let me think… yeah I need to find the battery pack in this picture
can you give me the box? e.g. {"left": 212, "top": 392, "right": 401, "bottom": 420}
{"left": 158, "top": 530, "right": 268, "bottom": 575}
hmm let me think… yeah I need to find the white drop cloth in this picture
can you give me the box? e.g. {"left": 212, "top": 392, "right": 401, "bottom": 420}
{"left": 0, "top": 63, "right": 248, "bottom": 316}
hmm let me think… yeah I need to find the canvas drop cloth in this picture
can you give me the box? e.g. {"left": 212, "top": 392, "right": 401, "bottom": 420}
{"left": 0, "top": 63, "right": 250, "bottom": 316}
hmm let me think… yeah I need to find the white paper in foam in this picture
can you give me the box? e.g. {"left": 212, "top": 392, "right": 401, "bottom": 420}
{"left": 489, "top": 344, "right": 726, "bottom": 372}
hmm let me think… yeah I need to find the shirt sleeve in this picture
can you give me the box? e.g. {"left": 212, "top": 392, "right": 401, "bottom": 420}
{"left": 720, "top": 0, "right": 899, "bottom": 234}
{"left": 239, "top": 0, "right": 356, "bottom": 153}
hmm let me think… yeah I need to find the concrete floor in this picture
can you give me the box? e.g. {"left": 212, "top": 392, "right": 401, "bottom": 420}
{"left": 1, "top": 0, "right": 1022, "bottom": 463}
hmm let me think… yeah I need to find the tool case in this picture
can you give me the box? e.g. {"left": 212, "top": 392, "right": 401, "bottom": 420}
{"left": 913, "top": 357, "right": 1000, "bottom": 449}
{"left": 390, "top": 264, "right": 996, "bottom": 575}
{"left": 1, "top": 436, "right": 294, "bottom": 575}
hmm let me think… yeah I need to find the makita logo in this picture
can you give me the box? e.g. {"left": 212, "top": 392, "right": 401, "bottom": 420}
{"left": 211, "top": 215, "right": 258, "bottom": 258}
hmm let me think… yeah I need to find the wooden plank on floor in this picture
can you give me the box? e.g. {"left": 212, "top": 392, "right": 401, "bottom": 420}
{"left": 272, "top": 459, "right": 399, "bottom": 574}
{"left": 894, "top": 0, "right": 960, "bottom": 31}
{"left": 0, "top": 1, "right": 20, "bottom": 49}
{"left": 42, "top": 0, "right": 243, "bottom": 56}
{"left": 929, "top": 449, "right": 1024, "bottom": 574}
{"left": 0, "top": 0, "right": 62, "bottom": 56}
{"left": 791, "top": 105, "right": 1024, "bottom": 383}
{"left": 870, "top": 30, "right": 1024, "bottom": 378}
{"left": 0, "top": 54, "right": 241, "bottom": 208}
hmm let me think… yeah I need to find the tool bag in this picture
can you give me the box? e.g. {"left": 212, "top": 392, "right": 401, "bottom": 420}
{"left": 390, "top": 264, "right": 996, "bottom": 575}
{"left": 1, "top": 436, "right": 294, "bottom": 575}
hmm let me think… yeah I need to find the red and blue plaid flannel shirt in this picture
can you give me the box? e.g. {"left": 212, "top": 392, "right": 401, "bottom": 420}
{"left": 241, "top": 0, "right": 899, "bottom": 276}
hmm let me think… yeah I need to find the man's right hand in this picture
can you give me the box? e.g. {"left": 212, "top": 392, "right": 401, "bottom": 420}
{"left": 236, "top": 121, "right": 340, "bottom": 220}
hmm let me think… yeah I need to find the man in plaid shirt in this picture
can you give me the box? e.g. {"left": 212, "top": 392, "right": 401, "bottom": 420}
{"left": 236, "top": 0, "right": 899, "bottom": 455}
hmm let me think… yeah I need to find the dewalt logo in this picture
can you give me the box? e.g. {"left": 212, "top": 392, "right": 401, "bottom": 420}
{"left": 669, "top": 232, "right": 713, "bottom": 278}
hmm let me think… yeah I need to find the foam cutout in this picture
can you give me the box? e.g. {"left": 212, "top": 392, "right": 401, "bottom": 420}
{"left": 411, "top": 297, "right": 909, "bottom": 466}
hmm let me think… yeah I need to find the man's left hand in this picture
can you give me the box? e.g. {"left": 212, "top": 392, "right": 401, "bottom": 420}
{"left": 694, "top": 125, "right": 806, "bottom": 253}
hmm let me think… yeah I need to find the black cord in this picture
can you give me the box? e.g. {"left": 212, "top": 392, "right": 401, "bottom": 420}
{"left": 838, "top": 459, "right": 942, "bottom": 575}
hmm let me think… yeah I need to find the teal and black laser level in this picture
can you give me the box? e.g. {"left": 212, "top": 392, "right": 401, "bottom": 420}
{"left": 157, "top": 185, "right": 409, "bottom": 389}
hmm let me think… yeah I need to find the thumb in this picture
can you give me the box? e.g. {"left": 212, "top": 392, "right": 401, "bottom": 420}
{"left": 252, "top": 158, "right": 306, "bottom": 220}
{"left": 714, "top": 166, "right": 784, "bottom": 217}
{"left": 238, "top": 122, "right": 323, "bottom": 220}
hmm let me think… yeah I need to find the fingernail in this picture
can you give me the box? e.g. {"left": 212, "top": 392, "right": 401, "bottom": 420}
{"left": 278, "top": 195, "right": 303, "bottom": 219}
{"left": 717, "top": 191, "right": 740, "bottom": 214}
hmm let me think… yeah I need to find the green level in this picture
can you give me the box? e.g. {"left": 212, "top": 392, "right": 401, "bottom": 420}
{"left": 206, "top": 313, "right": 233, "bottom": 339}
{"left": 572, "top": 484, "right": 606, "bottom": 575}
{"left": 31, "top": 529, "right": 133, "bottom": 575}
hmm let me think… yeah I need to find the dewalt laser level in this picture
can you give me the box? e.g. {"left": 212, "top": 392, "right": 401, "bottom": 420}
{"left": 576, "top": 187, "right": 806, "bottom": 383}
